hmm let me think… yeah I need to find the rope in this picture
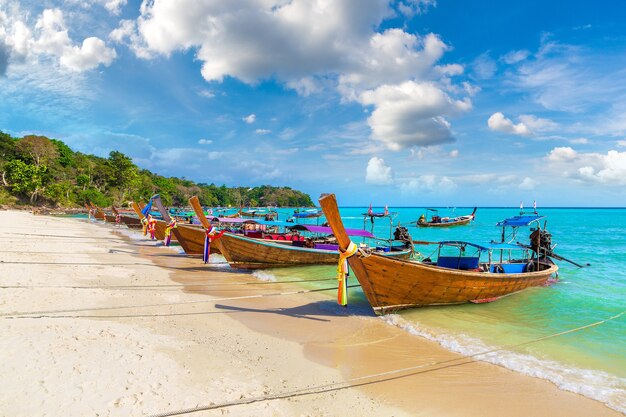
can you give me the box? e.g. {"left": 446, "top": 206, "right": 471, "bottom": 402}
{"left": 1, "top": 285, "right": 359, "bottom": 318}
{"left": 146, "top": 311, "right": 624, "bottom": 417}
{"left": 336, "top": 241, "right": 359, "bottom": 306}
{"left": 0, "top": 278, "right": 337, "bottom": 290}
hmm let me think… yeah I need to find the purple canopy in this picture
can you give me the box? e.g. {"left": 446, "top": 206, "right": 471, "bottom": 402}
{"left": 207, "top": 217, "right": 259, "bottom": 224}
{"left": 289, "top": 224, "right": 374, "bottom": 238}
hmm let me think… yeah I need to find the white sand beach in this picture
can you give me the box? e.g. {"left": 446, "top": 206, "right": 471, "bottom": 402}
{"left": 0, "top": 210, "right": 621, "bottom": 417}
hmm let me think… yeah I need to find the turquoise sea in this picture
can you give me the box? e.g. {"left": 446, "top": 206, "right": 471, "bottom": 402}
{"left": 250, "top": 206, "right": 626, "bottom": 413}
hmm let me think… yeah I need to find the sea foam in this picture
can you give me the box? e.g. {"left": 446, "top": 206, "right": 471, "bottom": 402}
{"left": 381, "top": 314, "right": 626, "bottom": 414}
{"left": 252, "top": 270, "right": 277, "bottom": 282}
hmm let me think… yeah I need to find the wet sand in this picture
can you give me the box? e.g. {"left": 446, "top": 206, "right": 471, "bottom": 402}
{"left": 0, "top": 210, "right": 621, "bottom": 416}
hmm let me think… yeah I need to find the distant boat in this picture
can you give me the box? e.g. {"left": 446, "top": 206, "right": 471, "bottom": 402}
{"left": 292, "top": 208, "right": 323, "bottom": 218}
{"left": 319, "top": 193, "right": 559, "bottom": 314}
{"left": 415, "top": 207, "right": 477, "bottom": 227}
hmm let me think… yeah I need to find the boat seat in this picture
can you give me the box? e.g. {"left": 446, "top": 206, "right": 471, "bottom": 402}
{"left": 437, "top": 256, "right": 479, "bottom": 270}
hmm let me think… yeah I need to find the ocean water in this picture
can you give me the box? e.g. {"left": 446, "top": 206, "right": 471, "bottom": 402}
{"left": 259, "top": 206, "right": 626, "bottom": 413}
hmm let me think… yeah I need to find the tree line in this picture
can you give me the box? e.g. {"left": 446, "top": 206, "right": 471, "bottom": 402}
{"left": 0, "top": 131, "right": 314, "bottom": 208}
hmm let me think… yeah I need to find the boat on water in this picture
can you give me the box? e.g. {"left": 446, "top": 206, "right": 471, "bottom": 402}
{"left": 415, "top": 207, "right": 477, "bottom": 227}
{"left": 241, "top": 208, "right": 278, "bottom": 220}
{"left": 292, "top": 208, "right": 323, "bottom": 219}
{"left": 189, "top": 196, "right": 414, "bottom": 269}
{"left": 319, "top": 193, "right": 560, "bottom": 314}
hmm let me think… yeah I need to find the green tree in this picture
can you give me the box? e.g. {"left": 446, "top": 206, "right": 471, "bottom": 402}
{"left": 15, "top": 135, "right": 58, "bottom": 167}
{"left": 5, "top": 160, "right": 48, "bottom": 202}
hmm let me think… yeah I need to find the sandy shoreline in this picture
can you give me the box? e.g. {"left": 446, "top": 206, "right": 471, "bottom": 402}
{"left": 0, "top": 210, "right": 621, "bottom": 416}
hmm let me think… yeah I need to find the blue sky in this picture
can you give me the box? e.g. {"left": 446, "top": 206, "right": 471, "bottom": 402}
{"left": 1, "top": 0, "right": 626, "bottom": 206}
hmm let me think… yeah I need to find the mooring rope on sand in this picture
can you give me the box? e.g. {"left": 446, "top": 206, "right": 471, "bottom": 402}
{"left": 0, "top": 277, "right": 336, "bottom": 290}
{"left": 1, "top": 284, "right": 359, "bottom": 318}
{"left": 145, "top": 311, "right": 625, "bottom": 417}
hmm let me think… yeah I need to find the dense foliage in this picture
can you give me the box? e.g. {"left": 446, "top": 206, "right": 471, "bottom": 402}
{"left": 0, "top": 131, "right": 314, "bottom": 208}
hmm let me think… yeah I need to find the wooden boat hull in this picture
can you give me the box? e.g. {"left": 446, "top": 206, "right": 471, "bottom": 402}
{"left": 154, "top": 219, "right": 178, "bottom": 242}
{"left": 348, "top": 255, "right": 557, "bottom": 314}
{"left": 119, "top": 215, "right": 143, "bottom": 228}
{"left": 104, "top": 213, "right": 116, "bottom": 223}
{"left": 173, "top": 224, "right": 217, "bottom": 255}
{"left": 216, "top": 233, "right": 412, "bottom": 269}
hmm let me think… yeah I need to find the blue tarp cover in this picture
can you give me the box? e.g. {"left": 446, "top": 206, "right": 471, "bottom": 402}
{"left": 496, "top": 215, "right": 544, "bottom": 227}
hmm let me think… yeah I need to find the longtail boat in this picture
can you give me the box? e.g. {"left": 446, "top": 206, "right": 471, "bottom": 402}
{"left": 129, "top": 201, "right": 172, "bottom": 241}
{"left": 88, "top": 203, "right": 106, "bottom": 220}
{"left": 319, "top": 193, "right": 559, "bottom": 314}
{"left": 111, "top": 206, "right": 143, "bottom": 228}
{"left": 414, "top": 207, "right": 477, "bottom": 227}
{"left": 151, "top": 195, "right": 208, "bottom": 255}
{"left": 190, "top": 196, "right": 413, "bottom": 269}
{"left": 292, "top": 209, "right": 323, "bottom": 219}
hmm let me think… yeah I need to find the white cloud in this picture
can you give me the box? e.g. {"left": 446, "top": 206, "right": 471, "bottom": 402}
{"left": 59, "top": 37, "right": 116, "bottom": 71}
{"left": 243, "top": 114, "right": 256, "bottom": 124}
{"left": 518, "top": 114, "right": 559, "bottom": 133}
{"left": 365, "top": 156, "right": 393, "bottom": 185}
{"left": 197, "top": 89, "right": 215, "bottom": 98}
{"left": 502, "top": 49, "right": 530, "bottom": 65}
{"left": 617, "top": 140, "right": 626, "bottom": 148}
{"left": 400, "top": 175, "right": 456, "bottom": 193}
{"left": 449, "top": 149, "right": 459, "bottom": 158}
{"left": 545, "top": 147, "right": 626, "bottom": 185}
{"left": 255, "top": 129, "right": 271, "bottom": 135}
{"left": 487, "top": 112, "right": 531, "bottom": 136}
{"left": 0, "top": 7, "right": 116, "bottom": 73}
{"left": 547, "top": 146, "right": 578, "bottom": 162}
{"left": 360, "top": 81, "right": 471, "bottom": 150}
{"left": 570, "top": 137, "right": 589, "bottom": 144}
{"left": 519, "top": 177, "right": 537, "bottom": 190}
{"left": 472, "top": 52, "right": 497, "bottom": 79}
{"left": 198, "top": 139, "right": 212, "bottom": 145}
{"left": 396, "top": 0, "right": 437, "bottom": 17}
{"left": 118, "top": 1, "right": 470, "bottom": 150}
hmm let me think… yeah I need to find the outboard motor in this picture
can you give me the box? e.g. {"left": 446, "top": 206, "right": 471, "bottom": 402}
{"left": 394, "top": 226, "right": 412, "bottom": 243}
{"left": 529, "top": 228, "right": 553, "bottom": 257}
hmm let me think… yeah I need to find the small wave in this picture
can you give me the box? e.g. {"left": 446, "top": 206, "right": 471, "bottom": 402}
{"left": 381, "top": 314, "right": 626, "bottom": 413}
{"left": 207, "top": 254, "right": 229, "bottom": 267}
{"left": 252, "top": 271, "right": 277, "bottom": 282}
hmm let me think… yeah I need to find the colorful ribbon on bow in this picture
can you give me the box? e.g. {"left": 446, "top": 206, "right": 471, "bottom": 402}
{"left": 164, "top": 219, "right": 177, "bottom": 246}
{"left": 147, "top": 217, "right": 157, "bottom": 240}
{"left": 203, "top": 226, "right": 225, "bottom": 263}
{"left": 336, "top": 241, "right": 359, "bottom": 307}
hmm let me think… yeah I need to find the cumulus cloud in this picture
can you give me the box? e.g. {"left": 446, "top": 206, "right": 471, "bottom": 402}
{"left": 365, "top": 157, "right": 393, "bottom": 185}
{"left": 361, "top": 81, "right": 471, "bottom": 150}
{"left": 545, "top": 147, "right": 626, "bottom": 185}
{"left": 0, "top": 7, "right": 116, "bottom": 73}
{"left": 518, "top": 114, "right": 559, "bottom": 133}
{"left": 117, "top": 0, "right": 470, "bottom": 150}
{"left": 487, "top": 112, "right": 531, "bottom": 136}
{"left": 59, "top": 37, "right": 116, "bottom": 71}
{"left": 243, "top": 114, "right": 256, "bottom": 124}
{"left": 198, "top": 138, "right": 212, "bottom": 145}
{"left": 547, "top": 146, "right": 578, "bottom": 162}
